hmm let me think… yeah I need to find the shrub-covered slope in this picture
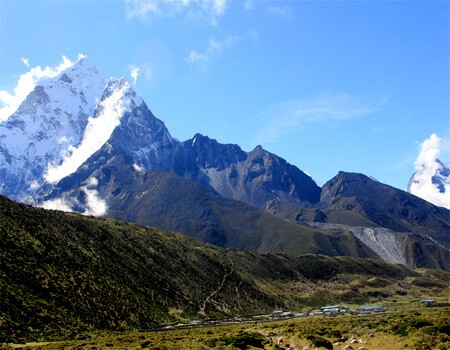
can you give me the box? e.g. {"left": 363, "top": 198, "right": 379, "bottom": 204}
{"left": 1, "top": 194, "right": 446, "bottom": 342}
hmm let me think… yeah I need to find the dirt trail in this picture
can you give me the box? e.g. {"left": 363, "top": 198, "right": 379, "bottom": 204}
{"left": 198, "top": 254, "right": 236, "bottom": 316}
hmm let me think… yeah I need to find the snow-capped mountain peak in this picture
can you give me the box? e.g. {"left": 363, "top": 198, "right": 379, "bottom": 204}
{"left": 20, "top": 56, "right": 105, "bottom": 119}
{"left": 0, "top": 56, "right": 113, "bottom": 200}
{"left": 407, "top": 158, "right": 450, "bottom": 209}
{"left": 432, "top": 159, "right": 450, "bottom": 193}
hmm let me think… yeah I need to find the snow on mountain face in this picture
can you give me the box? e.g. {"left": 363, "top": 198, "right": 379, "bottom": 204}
{"left": 45, "top": 78, "right": 142, "bottom": 184}
{"left": 0, "top": 55, "right": 177, "bottom": 209}
{"left": 0, "top": 57, "right": 105, "bottom": 201}
{"left": 431, "top": 159, "right": 450, "bottom": 193}
{"left": 407, "top": 158, "right": 450, "bottom": 209}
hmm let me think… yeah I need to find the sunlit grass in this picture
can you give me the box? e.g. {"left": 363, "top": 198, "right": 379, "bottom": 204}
{"left": 5, "top": 303, "right": 449, "bottom": 349}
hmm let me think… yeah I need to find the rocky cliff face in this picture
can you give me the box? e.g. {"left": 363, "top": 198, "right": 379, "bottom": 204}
{"left": 173, "top": 135, "right": 321, "bottom": 208}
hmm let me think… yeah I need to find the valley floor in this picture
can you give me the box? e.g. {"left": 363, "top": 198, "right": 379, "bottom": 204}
{"left": 5, "top": 303, "right": 449, "bottom": 350}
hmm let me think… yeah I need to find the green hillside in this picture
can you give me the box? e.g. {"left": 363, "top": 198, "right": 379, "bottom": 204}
{"left": 1, "top": 195, "right": 448, "bottom": 343}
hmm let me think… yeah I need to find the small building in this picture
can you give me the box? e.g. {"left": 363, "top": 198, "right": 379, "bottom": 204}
{"left": 320, "top": 305, "right": 350, "bottom": 314}
{"left": 268, "top": 310, "right": 294, "bottom": 319}
{"left": 188, "top": 319, "right": 202, "bottom": 325}
{"left": 356, "top": 305, "right": 386, "bottom": 313}
{"left": 269, "top": 310, "right": 284, "bottom": 318}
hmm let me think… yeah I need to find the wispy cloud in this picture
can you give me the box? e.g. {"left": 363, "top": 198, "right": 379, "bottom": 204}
{"left": 21, "top": 57, "right": 30, "bottom": 67}
{"left": 0, "top": 55, "right": 76, "bottom": 121}
{"left": 129, "top": 65, "right": 140, "bottom": 85}
{"left": 188, "top": 29, "right": 258, "bottom": 67}
{"left": 267, "top": 5, "right": 295, "bottom": 21}
{"left": 254, "top": 92, "right": 388, "bottom": 144}
{"left": 125, "top": 0, "right": 158, "bottom": 18}
{"left": 370, "top": 125, "right": 387, "bottom": 137}
{"left": 125, "top": 0, "right": 227, "bottom": 25}
{"left": 244, "top": 0, "right": 255, "bottom": 11}
{"left": 141, "top": 63, "right": 154, "bottom": 81}
{"left": 408, "top": 134, "right": 450, "bottom": 209}
{"left": 127, "top": 63, "right": 154, "bottom": 85}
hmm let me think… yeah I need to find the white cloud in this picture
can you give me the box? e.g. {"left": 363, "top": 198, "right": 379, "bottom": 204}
{"left": 125, "top": 0, "right": 227, "bottom": 24}
{"left": 0, "top": 55, "right": 75, "bottom": 121}
{"left": 127, "top": 63, "right": 153, "bottom": 85}
{"left": 254, "top": 92, "right": 387, "bottom": 144}
{"left": 188, "top": 29, "right": 258, "bottom": 66}
{"left": 82, "top": 187, "right": 108, "bottom": 216}
{"left": 45, "top": 80, "right": 132, "bottom": 184}
{"left": 21, "top": 57, "right": 30, "bottom": 67}
{"left": 40, "top": 176, "right": 108, "bottom": 216}
{"left": 40, "top": 190, "right": 107, "bottom": 216}
{"left": 408, "top": 134, "right": 450, "bottom": 209}
{"left": 81, "top": 176, "right": 107, "bottom": 216}
{"left": 129, "top": 65, "right": 140, "bottom": 85}
{"left": 40, "top": 196, "right": 75, "bottom": 213}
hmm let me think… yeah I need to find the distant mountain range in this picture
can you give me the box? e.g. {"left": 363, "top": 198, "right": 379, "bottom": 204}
{"left": 0, "top": 56, "right": 448, "bottom": 270}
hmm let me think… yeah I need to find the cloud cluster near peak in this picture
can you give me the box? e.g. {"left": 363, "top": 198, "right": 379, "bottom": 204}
{"left": 408, "top": 133, "right": 450, "bottom": 209}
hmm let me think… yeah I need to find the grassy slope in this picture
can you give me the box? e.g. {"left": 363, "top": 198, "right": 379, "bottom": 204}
{"left": 1, "top": 195, "right": 448, "bottom": 343}
{"left": 15, "top": 305, "right": 449, "bottom": 350}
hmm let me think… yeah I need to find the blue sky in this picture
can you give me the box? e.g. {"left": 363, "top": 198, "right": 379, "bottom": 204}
{"left": 0, "top": 0, "right": 449, "bottom": 190}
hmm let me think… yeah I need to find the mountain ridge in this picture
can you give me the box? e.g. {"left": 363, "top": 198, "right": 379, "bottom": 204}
{"left": 321, "top": 171, "right": 449, "bottom": 247}
{"left": 42, "top": 150, "right": 450, "bottom": 270}
{"left": 0, "top": 56, "right": 448, "bottom": 271}
{"left": 42, "top": 149, "right": 377, "bottom": 257}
